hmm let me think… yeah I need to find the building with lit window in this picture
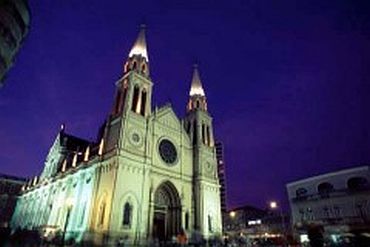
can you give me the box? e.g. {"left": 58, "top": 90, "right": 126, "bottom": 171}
{"left": 0, "top": 173, "right": 26, "bottom": 228}
{"left": 224, "top": 205, "right": 289, "bottom": 243}
{"left": 0, "top": 0, "right": 31, "bottom": 87}
{"left": 215, "top": 141, "right": 227, "bottom": 213}
{"left": 287, "top": 165, "right": 370, "bottom": 238}
{"left": 11, "top": 26, "right": 223, "bottom": 245}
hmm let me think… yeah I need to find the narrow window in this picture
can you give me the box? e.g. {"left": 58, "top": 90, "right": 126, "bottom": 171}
{"left": 114, "top": 91, "right": 122, "bottom": 114}
{"left": 202, "top": 124, "right": 205, "bottom": 144}
{"left": 196, "top": 100, "right": 200, "bottom": 108}
{"left": 99, "top": 202, "right": 106, "bottom": 225}
{"left": 186, "top": 122, "right": 191, "bottom": 134}
{"left": 123, "top": 202, "right": 132, "bottom": 226}
{"left": 141, "top": 64, "right": 146, "bottom": 73}
{"left": 208, "top": 215, "right": 212, "bottom": 232}
{"left": 124, "top": 62, "right": 129, "bottom": 72}
{"left": 133, "top": 61, "right": 137, "bottom": 70}
{"left": 131, "top": 86, "right": 140, "bottom": 112}
{"left": 140, "top": 90, "right": 147, "bottom": 116}
{"left": 193, "top": 120, "right": 197, "bottom": 145}
{"left": 185, "top": 212, "right": 189, "bottom": 230}
{"left": 120, "top": 86, "right": 128, "bottom": 111}
{"left": 206, "top": 126, "right": 211, "bottom": 146}
{"left": 80, "top": 202, "right": 86, "bottom": 226}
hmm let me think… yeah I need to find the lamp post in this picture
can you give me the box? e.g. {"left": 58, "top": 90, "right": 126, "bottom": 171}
{"left": 62, "top": 198, "right": 74, "bottom": 246}
{"left": 269, "top": 201, "right": 286, "bottom": 246}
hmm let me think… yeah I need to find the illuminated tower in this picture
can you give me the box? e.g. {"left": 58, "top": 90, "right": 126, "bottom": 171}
{"left": 102, "top": 25, "right": 153, "bottom": 153}
{"left": 185, "top": 65, "right": 222, "bottom": 236}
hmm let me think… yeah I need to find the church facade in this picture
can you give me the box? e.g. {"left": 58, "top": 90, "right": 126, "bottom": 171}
{"left": 11, "top": 27, "right": 223, "bottom": 245}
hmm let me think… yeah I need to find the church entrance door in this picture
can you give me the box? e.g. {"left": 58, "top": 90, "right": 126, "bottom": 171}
{"left": 152, "top": 181, "right": 181, "bottom": 241}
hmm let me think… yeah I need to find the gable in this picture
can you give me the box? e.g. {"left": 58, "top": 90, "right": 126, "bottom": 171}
{"left": 153, "top": 105, "right": 182, "bottom": 131}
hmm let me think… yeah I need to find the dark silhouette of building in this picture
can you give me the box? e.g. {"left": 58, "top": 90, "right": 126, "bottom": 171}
{"left": 0, "top": 0, "right": 31, "bottom": 87}
{"left": 0, "top": 173, "right": 26, "bottom": 227}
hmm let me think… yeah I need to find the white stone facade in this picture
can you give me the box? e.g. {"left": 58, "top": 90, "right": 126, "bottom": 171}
{"left": 11, "top": 27, "right": 223, "bottom": 245}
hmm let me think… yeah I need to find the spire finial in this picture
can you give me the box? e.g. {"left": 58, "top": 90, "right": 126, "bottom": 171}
{"left": 189, "top": 65, "right": 205, "bottom": 97}
{"left": 129, "top": 25, "right": 148, "bottom": 61}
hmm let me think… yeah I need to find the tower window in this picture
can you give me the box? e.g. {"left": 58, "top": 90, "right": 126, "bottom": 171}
{"left": 140, "top": 90, "right": 147, "bottom": 116}
{"left": 202, "top": 124, "right": 206, "bottom": 145}
{"left": 122, "top": 202, "right": 132, "bottom": 227}
{"left": 120, "top": 86, "right": 128, "bottom": 112}
{"left": 132, "top": 61, "right": 137, "bottom": 70}
{"left": 124, "top": 62, "right": 129, "bottom": 72}
{"left": 196, "top": 100, "right": 200, "bottom": 108}
{"left": 131, "top": 86, "right": 140, "bottom": 112}
{"left": 206, "top": 126, "right": 211, "bottom": 146}
{"left": 114, "top": 91, "right": 122, "bottom": 114}
{"left": 193, "top": 120, "right": 197, "bottom": 145}
{"left": 141, "top": 63, "right": 146, "bottom": 73}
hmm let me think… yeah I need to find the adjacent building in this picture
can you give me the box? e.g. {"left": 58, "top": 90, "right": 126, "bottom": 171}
{"left": 0, "top": 0, "right": 31, "bottom": 86}
{"left": 224, "top": 205, "right": 289, "bottom": 242}
{"left": 0, "top": 173, "right": 27, "bottom": 228}
{"left": 287, "top": 165, "right": 370, "bottom": 240}
{"left": 11, "top": 26, "right": 223, "bottom": 245}
{"left": 215, "top": 141, "right": 227, "bottom": 213}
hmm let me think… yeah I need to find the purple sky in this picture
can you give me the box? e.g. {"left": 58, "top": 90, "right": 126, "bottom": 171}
{"left": 1, "top": 0, "right": 370, "bottom": 210}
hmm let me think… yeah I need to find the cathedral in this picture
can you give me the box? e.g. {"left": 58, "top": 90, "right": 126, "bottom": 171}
{"left": 11, "top": 26, "right": 223, "bottom": 245}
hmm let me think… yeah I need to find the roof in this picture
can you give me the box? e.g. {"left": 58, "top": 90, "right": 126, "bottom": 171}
{"left": 286, "top": 165, "right": 370, "bottom": 187}
{"left": 59, "top": 131, "right": 91, "bottom": 152}
{"left": 128, "top": 25, "right": 148, "bottom": 61}
{"left": 0, "top": 173, "right": 27, "bottom": 182}
{"left": 189, "top": 65, "right": 205, "bottom": 96}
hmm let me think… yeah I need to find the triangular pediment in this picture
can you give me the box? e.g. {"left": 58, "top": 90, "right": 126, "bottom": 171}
{"left": 154, "top": 105, "right": 182, "bottom": 130}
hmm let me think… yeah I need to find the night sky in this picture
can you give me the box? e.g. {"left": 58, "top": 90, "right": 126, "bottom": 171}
{"left": 1, "top": 0, "right": 370, "bottom": 210}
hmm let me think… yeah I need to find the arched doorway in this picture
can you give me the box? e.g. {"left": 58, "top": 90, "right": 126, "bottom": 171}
{"left": 152, "top": 181, "right": 181, "bottom": 241}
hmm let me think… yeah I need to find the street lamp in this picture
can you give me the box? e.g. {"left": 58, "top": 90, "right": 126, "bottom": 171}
{"left": 229, "top": 211, "right": 236, "bottom": 218}
{"left": 269, "top": 201, "right": 286, "bottom": 246}
{"left": 62, "top": 198, "right": 74, "bottom": 245}
{"left": 270, "top": 201, "right": 277, "bottom": 209}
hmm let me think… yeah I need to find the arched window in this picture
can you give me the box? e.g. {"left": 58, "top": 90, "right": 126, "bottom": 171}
{"left": 318, "top": 182, "right": 334, "bottom": 198}
{"left": 122, "top": 202, "right": 132, "bottom": 227}
{"left": 196, "top": 100, "right": 200, "bottom": 108}
{"left": 132, "top": 61, "right": 137, "bottom": 70}
{"left": 131, "top": 86, "right": 140, "bottom": 112}
{"left": 141, "top": 63, "right": 146, "bottom": 73}
{"left": 296, "top": 187, "right": 308, "bottom": 199}
{"left": 347, "top": 177, "right": 369, "bottom": 191}
{"left": 140, "top": 90, "right": 147, "bottom": 116}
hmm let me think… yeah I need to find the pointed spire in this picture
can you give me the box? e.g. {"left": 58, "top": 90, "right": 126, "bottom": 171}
{"left": 189, "top": 64, "right": 205, "bottom": 97}
{"left": 129, "top": 24, "right": 148, "bottom": 61}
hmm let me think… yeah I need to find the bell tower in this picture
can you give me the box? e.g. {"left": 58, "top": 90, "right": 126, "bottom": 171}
{"left": 111, "top": 24, "right": 152, "bottom": 118}
{"left": 102, "top": 25, "right": 153, "bottom": 153}
{"left": 185, "top": 65, "right": 221, "bottom": 236}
